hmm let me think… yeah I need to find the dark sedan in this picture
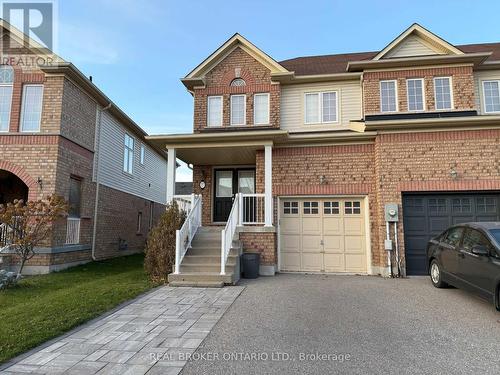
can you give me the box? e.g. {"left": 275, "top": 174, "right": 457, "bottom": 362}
{"left": 426, "top": 222, "right": 500, "bottom": 311}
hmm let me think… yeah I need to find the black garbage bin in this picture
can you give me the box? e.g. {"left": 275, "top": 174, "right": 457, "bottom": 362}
{"left": 242, "top": 252, "right": 260, "bottom": 279}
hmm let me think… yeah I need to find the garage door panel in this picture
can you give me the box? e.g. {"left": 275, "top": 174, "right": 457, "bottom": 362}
{"left": 302, "top": 217, "right": 321, "bottom": 235}
{"left": 344, "top": 217, "right": 363, "bottom": 235}
{"left": 281, "top": 253, "right": 301, "bottom": 271}
{"left": 404, "top": 193, "right": 500, "bottom": 275}
{"left": 323, "top": 217, "right": 342, "bottom": 235}
{"left": 280, "top": 218, "right": 300, "bottom": 234}
{"left": 323, "top": 235, "right": 343, "bottom": 253}
{"left": 345, "top": 254, "right": 366, "bottom": 272}
{"left": 324, "top": 254, "right": 344, "bottom": 272}
{"left": 344, "top": 236, "right": 364, "bottom": 253}
{"left": 302, "top": 235, "right": 321, "bottom": 253}
{"left": 281, "top": 234, "right": 300, "bottom": 252}
{"left": 302, "top": 253, "right": 322, "bottom": 272}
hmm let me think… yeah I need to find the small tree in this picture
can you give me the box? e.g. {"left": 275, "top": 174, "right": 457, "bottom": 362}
{"left": 0, "top": 195, "right": 67, "bottom": 278}
{"left": 144, "top": 201, "right": 185, "bottom": 283}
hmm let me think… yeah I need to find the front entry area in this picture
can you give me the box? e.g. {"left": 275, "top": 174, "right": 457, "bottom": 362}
{"left": 403, "top": 192, "right": 500, "bottom": 275}
{"left": 280, "top": 197, "right": 368, "bottom": 273}
{"left": 0, "top": 170, "right": 28, "bottom": 205}
{"left": 213, "top": 168, "right": 255, "bottom": 222}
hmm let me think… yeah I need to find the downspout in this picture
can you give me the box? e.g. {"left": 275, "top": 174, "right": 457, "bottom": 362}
{"left": 91, "top": 102, "right": 112, "bottom": 260}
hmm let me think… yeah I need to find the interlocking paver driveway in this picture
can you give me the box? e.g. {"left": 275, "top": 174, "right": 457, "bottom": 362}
{"left": 1, "top": 286, "right": 243, "bottom": 375}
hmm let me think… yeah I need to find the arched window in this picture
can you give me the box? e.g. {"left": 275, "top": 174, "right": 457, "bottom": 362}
{"left": 230, "top": 78, "right": 246, "bottom": 87}
{"left": 0, "top": 65, "right": 13, "bottom": 132}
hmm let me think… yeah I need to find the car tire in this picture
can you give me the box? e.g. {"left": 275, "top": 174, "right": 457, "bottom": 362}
{"left": 429, "top": 260, "right": 447, "bottom": 288}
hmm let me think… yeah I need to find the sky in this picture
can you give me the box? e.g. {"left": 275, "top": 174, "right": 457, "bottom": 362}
{"left": 51, "top": 0, "right": 500, "bottom": 181}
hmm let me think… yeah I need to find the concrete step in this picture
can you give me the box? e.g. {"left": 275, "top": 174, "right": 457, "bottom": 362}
{"left": 168, "top": 272, "right": 235, "bottom": 284}
{"left": 191, "top": 240, "right": 221, "bottom": 247}
{"left": 182, "top": 255, "right": 238, "bottom": 265}
{"left": 186, "top": 247, "right": 239, "bottom": 256}
{"left": 180, "top": 263, "right": 236, "bottom": 273}
{"left": 168, "top": 280, "right": 224, "bottom": 288}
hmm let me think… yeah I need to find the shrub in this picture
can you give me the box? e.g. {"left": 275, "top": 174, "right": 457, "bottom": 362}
{"left": 0, "top": 269, "right": 18, "bottom": 290}
{"left": 144, "top": 201, "right": 185, "bottom": 283}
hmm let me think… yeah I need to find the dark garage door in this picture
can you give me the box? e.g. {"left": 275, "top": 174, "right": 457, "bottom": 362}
{"left": 402, "top": 193, "right": 500, "bottom": 275}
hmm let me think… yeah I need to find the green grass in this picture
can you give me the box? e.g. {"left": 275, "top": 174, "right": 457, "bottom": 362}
{"left": 0, "top": 254, "right": 156, "bottom": 364}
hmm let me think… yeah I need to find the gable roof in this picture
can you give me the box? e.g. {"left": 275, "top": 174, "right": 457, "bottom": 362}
{"left": 373, "top": 23, "right": 464, "bottom": 60}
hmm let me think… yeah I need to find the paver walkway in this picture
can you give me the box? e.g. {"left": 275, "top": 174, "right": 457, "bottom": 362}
{"left": 1, "top": 286, "right": 244, "bottom": 375}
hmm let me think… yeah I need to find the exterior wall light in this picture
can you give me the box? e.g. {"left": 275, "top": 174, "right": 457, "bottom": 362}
{"left": 450, "top": 169, "right": 458, "bottom": 179}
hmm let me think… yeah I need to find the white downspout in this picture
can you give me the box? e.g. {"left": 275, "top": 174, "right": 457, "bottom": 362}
{"left": 91, "top": 103, "right": 112, "bottom": 260}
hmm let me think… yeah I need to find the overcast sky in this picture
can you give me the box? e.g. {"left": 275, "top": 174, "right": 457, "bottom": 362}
{"left": 54, "top": 0, "right": 500, "bottom": 181}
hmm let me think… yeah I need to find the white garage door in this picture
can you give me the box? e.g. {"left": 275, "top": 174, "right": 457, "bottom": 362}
{"left": 280, "top": 198, "right": 367, "bottom": 273}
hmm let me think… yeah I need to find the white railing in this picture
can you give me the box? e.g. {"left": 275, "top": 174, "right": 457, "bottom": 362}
{"left": 240, "top": 193, "right": 266, "bottom": 225}
{"left": 174, "top": 194, "right": 202, "bottom": 274}
{"left": 65, "top": 218, "right": 81, "bottom": 245}
{"left": 173, "top": 195, "right": 193, "bottom": 213}
{"left": 221, "top": 193, "right": 241, "bottom": 275}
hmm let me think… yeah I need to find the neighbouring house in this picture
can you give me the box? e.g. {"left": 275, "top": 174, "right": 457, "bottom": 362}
{"left": 147, "top": 23, "right": 500, "bottom": 285}
{"left": 0, "top": 21, "right": 168, "bottom": 274}
{"left": 175, "top": 182, "right": 193, "bottom": 195}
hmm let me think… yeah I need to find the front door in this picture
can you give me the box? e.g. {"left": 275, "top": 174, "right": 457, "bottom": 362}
{"left": 213, "top": 168, "right": 255, "bottom": 222}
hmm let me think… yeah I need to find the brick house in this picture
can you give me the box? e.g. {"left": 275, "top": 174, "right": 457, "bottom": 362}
{"left": 0, "top": 22, "right": 167, "bottom": 273}
{"left": 149, "top": 23, "right": 500, "bottom": 284}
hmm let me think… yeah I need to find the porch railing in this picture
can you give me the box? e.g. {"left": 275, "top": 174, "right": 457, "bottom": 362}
{"left": 221, "top": 193, "right": 241, "bottom": 275}
{"left": 65, "top": 218, "right": 81, "bottom": 245}
{"left": 239, "top": 193, "right": 266, "bottom": 225}
{"left": 174, "top": 194, "right": 202, "bottom": 274}
{"left": 1, "top": 217, "right": 23, "bottom": 249}
{"left": 173, "top": 195, "right": 193, "bottom": 213}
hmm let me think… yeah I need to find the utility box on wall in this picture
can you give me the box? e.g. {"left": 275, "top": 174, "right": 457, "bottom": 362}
{"left": 384, "top": 203, "right": 399, "bottom": 222}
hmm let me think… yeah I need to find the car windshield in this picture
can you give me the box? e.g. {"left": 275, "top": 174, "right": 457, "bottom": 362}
{"left": 489, "top": 229, "right": 500, "bottom": 246}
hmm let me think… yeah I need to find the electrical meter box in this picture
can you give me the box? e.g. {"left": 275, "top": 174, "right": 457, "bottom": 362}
{"left": 385, "top": 203, "right": 399, "bottom": 222}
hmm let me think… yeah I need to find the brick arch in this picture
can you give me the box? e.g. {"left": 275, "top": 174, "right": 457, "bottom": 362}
{"left": 0, "top": 160, "right": 38, "bottom": 201}
{"left": 221, "top": 67, "right": 256, "bottom": 87}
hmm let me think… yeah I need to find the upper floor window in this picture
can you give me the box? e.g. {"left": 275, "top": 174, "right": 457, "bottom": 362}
{"left": 304, "top": 91, "right": 338, "bottom": 124}
{"left": 230, "top": 94, "right": 246, "bottom": 126}
{"left": 140, "top": 144, "right": 145, "bottom": 165}
{"left": 482, "top": 80, "right": 500, "bottom": 113}
{"left": 380, "top": 80, "right": 397, "bottom": 112}
{"left": 123, "top": 133, "right": 134, "bottom": 174}
{"left": 434, "top": 77, "right": 453, "bottom": 110}
{"left": 0, "top": 66, "right": 13, "bottom": 132}
{"left": 20, "top": 84, "right": 43, "bottom": 132}
{"left": 407, "top": 78, "right": 424, "bottom": 111}
{"left": 207, "top": 96, "right": 223, "bottom": 127}
{"left": 230, "top": 78, "right": 246, "bottom": 87}
{"left": 254, "top": 93, "right": 269, "bottom": 125}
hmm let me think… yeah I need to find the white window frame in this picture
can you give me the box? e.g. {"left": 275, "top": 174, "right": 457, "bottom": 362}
{"left": 433, "top": 76, "right": 454, "bottom": 110}
{"left": 123, "top": 133, "right": 134, "bottom": 174}
{"left": 304, "top": 91, "right": 339, "bottom": 125}
{"left": 253, "top": 93, "right": 270, "bottom": 125}
{"left": 207, "top": 95, "right": 223, "bottom": 127}
{"left": 140, "top": 144, "right": 145, "bottom": 165}
{"left": 406, "top": 78, "right": 425, "bottom": 111}
{"left": 379, "top": 80, "right": 398, "bottom": 113}
{"left": 230, "top": 94, "right": 246, "bottom": 126}
{"left": 0, "top": 78, "right": 13, "bottom": 133}
{"left": 20, "top": 84, "right": 44, "bottom": 132}
{"left": 481, "top": 80, "right": 500, "bottom": 114}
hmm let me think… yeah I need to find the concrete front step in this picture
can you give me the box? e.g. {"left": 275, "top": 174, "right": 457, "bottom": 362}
{"left": 168, "top": 272, "right": 235, "bottom": 285}
{"left": 186, "top": 247, "right": 239, "bottom": 256}
{"left": 182, "top": 255, "right": 238, "bottom": 265}
{"left": 167, "top": 280, "right": 224, "bottom": 288}
{"left": 180, "top": 263, "right": 236, "bottom": 273}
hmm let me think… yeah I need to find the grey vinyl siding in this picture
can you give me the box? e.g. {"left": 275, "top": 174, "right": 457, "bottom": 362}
{"left": 473, "top": 70, "right": 500, "bottom": 115}
{"left": 96, "top": 111, "right": 167, "bottom": 204}
{"left": 280, "top": 80, "right": 362, "bottom": 132}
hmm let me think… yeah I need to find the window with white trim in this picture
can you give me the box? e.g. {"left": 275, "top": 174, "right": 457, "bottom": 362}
{"left": 407, "top": 78, "right": 424, "bottom": 111}
{"left": 482, "top": 80, "right": 500, "bottom": 113}
{"left": 434, "top": 77, "right": 452, "bottom": 110}
{"left": 304, "top": 91, "right": 338, "bottom": 124}
{"left": 140, "top": 144, "right": 145, "bottom": 165}
{"left": 324, "top": 201, "right": 340, "bottom": 215}
{"left": 20, "top": 84, "right": 43, "bottom": 132}
{"left": 123, "top": 133, "right": 134, "bottom": 174}
{"left": 207, "top": 96, "right": 222, "bottom": 127}
{"left": 283, "top": 201, "right": 298, "bottom": 215}
{"left": 253, "top": 93, "right": 269, "bottom": 125}
{"left": 303, "top": 201, "right": 319, "bottom": 214}
{"left": 345, "top": 201, "right": 361, "bottom": 215}
{"left": 0, "top": 66, "right": 13, "bottom": 132}
{"left": 230, "top": 94, "right": 246, "bottom": 125}
{"left": 380, "top": 80, "right": 397, "bottom": 112}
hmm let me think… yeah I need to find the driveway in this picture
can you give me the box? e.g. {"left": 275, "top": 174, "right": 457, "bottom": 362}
{"left": 181, "top": 274, "right": 500, "bottom": 375}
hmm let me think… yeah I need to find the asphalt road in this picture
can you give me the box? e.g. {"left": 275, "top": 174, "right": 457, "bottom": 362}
{"left": 181, "top": 274, "right": 500, "bottom": 375}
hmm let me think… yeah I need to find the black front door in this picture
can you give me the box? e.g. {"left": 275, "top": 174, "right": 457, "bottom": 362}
{"left": 213, "top": 168, "right": 255, "bottom": 222}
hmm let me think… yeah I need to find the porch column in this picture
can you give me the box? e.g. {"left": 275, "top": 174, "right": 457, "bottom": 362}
{"left": 166, "top": 148, "right": 176, "bottom": 203}
{"left": 264, "top": 144, "right": 273, "bottom": 227}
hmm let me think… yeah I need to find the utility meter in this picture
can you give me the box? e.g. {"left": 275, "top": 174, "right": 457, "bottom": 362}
{"left": 384, "top": 203, "right": 399, "bottom": 222}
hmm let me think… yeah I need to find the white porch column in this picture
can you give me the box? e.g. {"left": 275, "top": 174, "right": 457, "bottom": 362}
{"left": 264, "top": 144, "right": 273, "bottom": 227}
{"left": 166, "top": 148, "right": 176, "bottom": 203}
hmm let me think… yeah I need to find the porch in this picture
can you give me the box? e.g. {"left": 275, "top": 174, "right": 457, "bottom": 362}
{"left": 147, "top": 130, "right": 286, "bottom": 285}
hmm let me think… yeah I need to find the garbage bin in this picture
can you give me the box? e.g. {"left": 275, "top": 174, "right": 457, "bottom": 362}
{"left": 242, "top": 252, "right": 260, "bottom": 279}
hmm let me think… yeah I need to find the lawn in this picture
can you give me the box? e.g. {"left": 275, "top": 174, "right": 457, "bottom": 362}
{"left": 0, "top": 254, "right": 156, "bottom": 364}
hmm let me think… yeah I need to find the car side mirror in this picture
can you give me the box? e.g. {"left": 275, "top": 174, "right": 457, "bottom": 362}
{"left": 471, "top": 245, "right": 489, "bottom": 256}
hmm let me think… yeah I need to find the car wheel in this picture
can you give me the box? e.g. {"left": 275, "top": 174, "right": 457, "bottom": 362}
{"left": 429, "top": 260, "right": 447, "bottom": 288}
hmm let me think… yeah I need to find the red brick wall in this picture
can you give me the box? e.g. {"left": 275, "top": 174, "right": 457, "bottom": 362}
{"left": 193, "top": 47, "right": 280, "bottom": 132}
{"left": 239, "top": 232, "right": 276, "bottom": 266}
{"left": 363, "top": 66, "right": 475, "bottom": 115}
{"left": 193, "top": 165, "right": 213, "bottom": 226}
